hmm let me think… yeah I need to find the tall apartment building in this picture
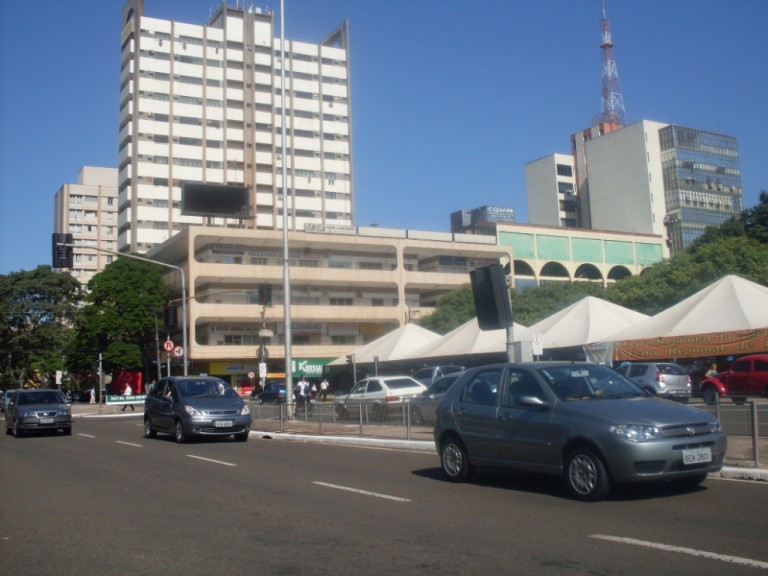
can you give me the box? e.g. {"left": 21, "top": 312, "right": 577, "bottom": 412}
{"left": 118, "top": 0, "right": 353, "bottom": 254}
{"left": 524, "top": 153, "right": 578, "bottom": 228}
{"left": 526, "top": 120, "right": 744, "bottom": 256}
{"left": 54, "top": 167, "right": 119, "bottom": 284}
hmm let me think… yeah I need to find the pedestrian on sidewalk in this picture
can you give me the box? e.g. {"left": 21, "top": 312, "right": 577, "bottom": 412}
{"left": 121, "top": 383, "right": 135, "bottom": 411}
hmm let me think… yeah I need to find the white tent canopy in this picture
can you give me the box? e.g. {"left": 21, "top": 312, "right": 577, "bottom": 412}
{"left": 608, "top": 275, "right": 768, "bottom": 342}
{"left": 517, "top": 296, "right": 649, "bottom": 350}
{"left": 328, "top": 323, "right": 440, "bottom": 365}
{"left": 402, "top": 318, "right": 527, "bottom": 360}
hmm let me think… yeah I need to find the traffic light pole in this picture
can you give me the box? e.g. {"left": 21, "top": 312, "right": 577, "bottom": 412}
{"left": 56, "top": 242, "right": 189, "bottom": 376}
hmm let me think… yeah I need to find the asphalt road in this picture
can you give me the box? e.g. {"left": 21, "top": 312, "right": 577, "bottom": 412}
{"left": 2, "top": 417, "right": 767, "bottom": 576}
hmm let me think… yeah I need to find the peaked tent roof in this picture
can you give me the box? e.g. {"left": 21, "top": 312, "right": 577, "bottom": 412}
{"left": 328, "top": 323, "right": 441, "bottom": 365}
{"left": 402, "top": 318, "right": 527, "bottom": 360}
{"left": 609, "top": 275, "right": 768, "bottom": 342}
{"left": 517, "top": 296, "right": 649, "bottom": 349}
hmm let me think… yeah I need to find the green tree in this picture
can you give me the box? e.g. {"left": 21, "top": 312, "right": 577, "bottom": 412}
{"left": 69, "top": 257, "right": 170, "bottom": 374}
{"left": 416, "top": 284, "right": 475, "bottom": 334}
{"left": 0, "top": 266, "right": 83, "bottom": 388}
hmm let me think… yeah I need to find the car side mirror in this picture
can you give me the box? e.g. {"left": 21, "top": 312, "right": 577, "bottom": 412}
{"left": 520, "top": 395, "right": 548, "bottom": 410}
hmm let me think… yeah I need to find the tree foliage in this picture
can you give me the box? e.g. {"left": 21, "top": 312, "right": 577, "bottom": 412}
{"left": 0, "top": 266, "right": 83, "bottom": 388}
{"left": 69, "top": 257, "right": 170, "bottom": 373}
{"left": 416, "top": 284, "right": 475, "bottom": 334}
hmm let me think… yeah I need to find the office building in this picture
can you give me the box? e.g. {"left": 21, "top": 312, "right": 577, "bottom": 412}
{"left": 526, "top": 120, "right": 743, "bottom": 256}
{"left": 118, "top": 0, "right": 353, "bottom": 254}
{"left": 53, "top": 167, "right": 119, "bottom": 284}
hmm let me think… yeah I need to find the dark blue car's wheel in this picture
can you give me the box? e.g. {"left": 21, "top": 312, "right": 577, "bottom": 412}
{"left": 174, "top": 420, "right": 187, "bottom": 443}
{"left": 144, "top": 418, "right": 157, "bottom": 439}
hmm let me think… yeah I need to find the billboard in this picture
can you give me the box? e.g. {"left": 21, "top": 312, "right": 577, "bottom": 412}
{"left": 181, "top": 183, "right": 251, "bottom": 218}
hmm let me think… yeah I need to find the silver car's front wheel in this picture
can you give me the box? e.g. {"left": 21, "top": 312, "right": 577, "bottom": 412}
{"left": 566, "top": 448, "right": 610, "bottom": 501}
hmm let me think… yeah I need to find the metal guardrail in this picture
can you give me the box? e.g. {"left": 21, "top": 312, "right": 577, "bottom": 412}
{"left": 249, "top": 398, "right": 766, "bottom": 468}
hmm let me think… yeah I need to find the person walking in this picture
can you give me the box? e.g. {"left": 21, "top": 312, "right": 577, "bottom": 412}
{"left": 320, "top": 377, "right": 329, "bottom": 401}
{"left": 293, "top": 375, "right": 309, "bottom": 416}
{"left": 121, "top": 383, "right": 135, "bottom": 411}
{"left": 89, "top": 387, "right": 96, "bottom": 404}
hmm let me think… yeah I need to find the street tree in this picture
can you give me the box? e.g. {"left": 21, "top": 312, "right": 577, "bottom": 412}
{"left": 0, "top": 266, "right": 83, "bottom": 388}
{"left": 68, "top": 257, "right": 169, "bottom": 375}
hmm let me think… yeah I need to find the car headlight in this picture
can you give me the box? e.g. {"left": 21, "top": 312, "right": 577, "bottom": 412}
{"left": 240, "top": 404, "right": 250, "bottom": 416}
{"left": 184, "top": 405, "right": 203, "bottom": 417}
{"left": 18, "top": 409, "right": 35, "bottom": 418}
{"left": 709, "top": 419, "right": 721, "bottom": 433}
{"left": 610, "top": 424, "right": 662, "bottom": 442}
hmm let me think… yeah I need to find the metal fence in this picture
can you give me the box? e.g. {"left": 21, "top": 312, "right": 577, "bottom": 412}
{"left": 248, "top": 399, "right": 767, "bottom": 468}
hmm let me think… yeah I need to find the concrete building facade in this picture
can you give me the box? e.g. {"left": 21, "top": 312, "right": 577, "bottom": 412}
{"left": 54, "top": 167, "right": 119, "bottom": 284}
{"left": 147, "top": 225, "right": 512, "bottom": 387}
{"left": 118, "top": 0, "right": 353, "bottom": 254}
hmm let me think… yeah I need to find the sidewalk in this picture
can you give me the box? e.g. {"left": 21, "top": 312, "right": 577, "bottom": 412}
{"left": 70, "top": 403, "right": 768, "bottom": 482}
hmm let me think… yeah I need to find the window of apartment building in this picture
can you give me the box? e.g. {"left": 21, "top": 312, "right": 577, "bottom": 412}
{"left": 557, "top": 181, "right": 574, "bottom": 195}
{"left": 331, "top": 335, "right": 356, "bottom": 346}
{"left": 556, "top": 164, "right": 573, "bottom": 177}
{"left": 107, "top": 197, "right": 114, "bottom": 206}
{"left": 359, "top": 262, "right": 383, "bottom": 271}
{"left": 330, "top": 297, "right": 354, "bottom": 306}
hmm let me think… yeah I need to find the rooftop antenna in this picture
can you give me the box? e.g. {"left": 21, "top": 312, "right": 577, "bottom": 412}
{"left": 594, "top": 0, "right": 626, "bottom": 126}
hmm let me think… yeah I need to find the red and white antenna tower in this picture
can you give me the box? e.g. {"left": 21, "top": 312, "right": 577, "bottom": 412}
{"left": 595, "top": 0, "right": 626, "bottom": 126}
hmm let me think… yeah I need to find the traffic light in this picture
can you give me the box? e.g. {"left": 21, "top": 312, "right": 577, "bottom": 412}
{"left": 52, "top": 233, "right": 74, "bottom": 268}
{"left": 470, "top": 264, "right": 513, "bottom": 330}
{"left": 164, "top": 304, "right": 178, "bottom": 330}
{"left": 258, "top": 284, "right": 272, "bottom": 306}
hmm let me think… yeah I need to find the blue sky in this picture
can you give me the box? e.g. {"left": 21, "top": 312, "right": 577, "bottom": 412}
{"left": 1, "top": 0, "right": 766, "bottom": 275}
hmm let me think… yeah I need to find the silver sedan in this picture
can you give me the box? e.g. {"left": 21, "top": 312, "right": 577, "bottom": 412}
{"left": 434, "top": 362, "right": 726, "bottom": 501}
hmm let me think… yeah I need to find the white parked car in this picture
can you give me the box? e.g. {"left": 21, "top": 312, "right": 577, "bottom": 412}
{"left": 335, "top": 376, "right": 426, "bottom": 421}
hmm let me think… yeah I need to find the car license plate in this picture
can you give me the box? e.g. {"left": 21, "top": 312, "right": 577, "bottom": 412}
{"left": 682, "top": 447, "right": 711, "bottom": 465}
{"left": 214, "top": 420, "right": 233, "bottom": 428}
{"left": 40, "top": 418, "right": 55, "bottom": 424}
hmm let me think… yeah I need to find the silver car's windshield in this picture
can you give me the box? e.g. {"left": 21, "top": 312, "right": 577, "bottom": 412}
{"left": 536, "top": 365, "right": 643, "bottom": 401}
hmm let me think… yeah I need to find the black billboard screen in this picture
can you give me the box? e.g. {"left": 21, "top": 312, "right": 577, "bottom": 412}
{"left": 181, "top": 183, "right": 251, "bottom": 218}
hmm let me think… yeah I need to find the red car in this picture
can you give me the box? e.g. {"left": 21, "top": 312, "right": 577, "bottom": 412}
{"left": 699, "top": 354, "right": 768, "bottom": 405}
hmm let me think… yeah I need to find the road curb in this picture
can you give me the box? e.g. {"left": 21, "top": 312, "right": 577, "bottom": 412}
{"left": 251, "top": 430, "right": 436, "bottom": 452}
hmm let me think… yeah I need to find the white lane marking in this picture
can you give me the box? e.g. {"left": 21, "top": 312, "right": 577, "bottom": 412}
{"left": 77, "top": 433, "right": 96, "bottom": 438}
{"left": 186, "top": 455, "right": 237, "bottom": 467}
{"left": 116, "top": 441, "right": 143, "bottom": 448}
{"left": 313, "top": 481, "right": 410, "bottom": 502}
{"left": 590, "top": 535, "right": 768, "bottom": 570}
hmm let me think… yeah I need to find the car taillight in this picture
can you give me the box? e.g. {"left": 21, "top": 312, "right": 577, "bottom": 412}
{"left": 385, "top": 395, "right": 399, "bottom": 403}
{"left": 655, "top": 371, "right": 665, "bottom": 383}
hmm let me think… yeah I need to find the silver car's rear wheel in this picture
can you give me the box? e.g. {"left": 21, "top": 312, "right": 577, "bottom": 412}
{"left": 566, "top": 448, "right": 610, "bottom": 501}
{"left": 440, "top": 437, "right": 472, "bottom": 482}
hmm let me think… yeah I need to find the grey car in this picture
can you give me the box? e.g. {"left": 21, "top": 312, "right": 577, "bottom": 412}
{"left": 434, "top": 362, "right": 726, "bottom": 501}
{"left": 409, "top": 373, "right": 463, "bottom": 426}
{"left": 2, "top": 389, "right": 18, "bottom": 413}
{"left": 615, "top": 362, "right": 691, "bottom": 400}
{"left": 5, "top": 389, "right": 72, "bottom": 437}
{"left": 144, "top": 376, "right": 252, "bottom": 443}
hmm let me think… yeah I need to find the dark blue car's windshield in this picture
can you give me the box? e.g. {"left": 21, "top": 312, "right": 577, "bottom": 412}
{"left": 536, "top": 365, "right": 643, "bottom": 401}
{"left": 178, "top": 380, "right": 231, "bottom": 398}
